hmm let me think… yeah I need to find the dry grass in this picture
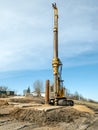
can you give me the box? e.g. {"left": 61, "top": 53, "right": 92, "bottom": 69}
{"left": 0, "top": 99, "right": 8, "bottom": 106}
{"left": 74, "top": 100, "right": 98, "bottom": 111}
{"left": 73, "top": 105, "right": 94, "bottom": 114}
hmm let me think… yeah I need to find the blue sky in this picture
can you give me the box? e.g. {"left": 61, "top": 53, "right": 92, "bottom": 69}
{"left": 0, "top": 0, "right": 98, "bottom": 101}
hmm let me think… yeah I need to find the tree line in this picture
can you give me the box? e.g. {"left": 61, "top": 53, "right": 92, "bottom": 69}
{"left": 0, "top": 80, "right": 97, "bottom": 103}
{"left": 23, "top": 80, "right": 43, "bottom": 97}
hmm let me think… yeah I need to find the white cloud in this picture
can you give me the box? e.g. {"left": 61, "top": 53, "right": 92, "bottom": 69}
{"left": 0, "top": 0, "right": 98, "bottom": 71}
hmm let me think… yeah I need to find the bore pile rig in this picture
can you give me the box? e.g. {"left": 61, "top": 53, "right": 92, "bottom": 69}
{"left": 45, "top": 3, "right": 74, "bottom": 106}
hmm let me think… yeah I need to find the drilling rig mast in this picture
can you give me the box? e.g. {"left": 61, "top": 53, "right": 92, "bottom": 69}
{"left": 52, "top": 3, "right": 64, "bottom": 105}
{"left": 45, "top": 3, "right": 74, "bottom": 106}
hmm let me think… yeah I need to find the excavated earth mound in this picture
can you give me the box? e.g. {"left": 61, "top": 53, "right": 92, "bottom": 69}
{"left": 9, "top": 96, "right": 45, "bottom": 104}
{"left": 0, "top": 99, "right": 8, "bottom": 106}
{"left": 10, "top": 107, "right": 95, "bottom": 127}
{"left": 0, "top": 97, "right": 98, "bottom": 130}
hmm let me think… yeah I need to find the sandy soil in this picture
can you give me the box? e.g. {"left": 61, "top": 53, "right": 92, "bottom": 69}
{"left": 0, "top": 96, "right": 98, "bottom": 130}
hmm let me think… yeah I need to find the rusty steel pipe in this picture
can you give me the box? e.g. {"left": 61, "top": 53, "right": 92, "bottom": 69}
{"left": 45, "top": 80, "right": 50, "bottom": 104}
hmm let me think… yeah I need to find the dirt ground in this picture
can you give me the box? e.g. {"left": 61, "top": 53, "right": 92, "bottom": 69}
{"left": 0, "top": 96, "right": 98, "bottom": 130}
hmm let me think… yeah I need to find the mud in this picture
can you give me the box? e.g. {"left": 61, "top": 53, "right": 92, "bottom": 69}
{"left": 10, "top": 107, "right": 94, "bottom": 126}
{"left": 0, "top": 97, "right": 98, "bottom": 130}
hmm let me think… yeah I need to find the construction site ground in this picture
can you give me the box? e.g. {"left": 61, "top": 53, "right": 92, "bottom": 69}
{"left": 0, "top": 96, "right": 98, "bottom": 130}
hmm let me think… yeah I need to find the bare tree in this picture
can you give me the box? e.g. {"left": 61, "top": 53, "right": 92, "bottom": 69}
{"left": 0, "top": 86, "right": 8, "bottom": 91}
{"left": 33, "top": 80, "right": 43, "bottom": 96}
{"left": 73, "top": 91, "right": 80, "bottom": 100}
{"left": 27, "top": 86, "right": 30, "bottom": 93}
